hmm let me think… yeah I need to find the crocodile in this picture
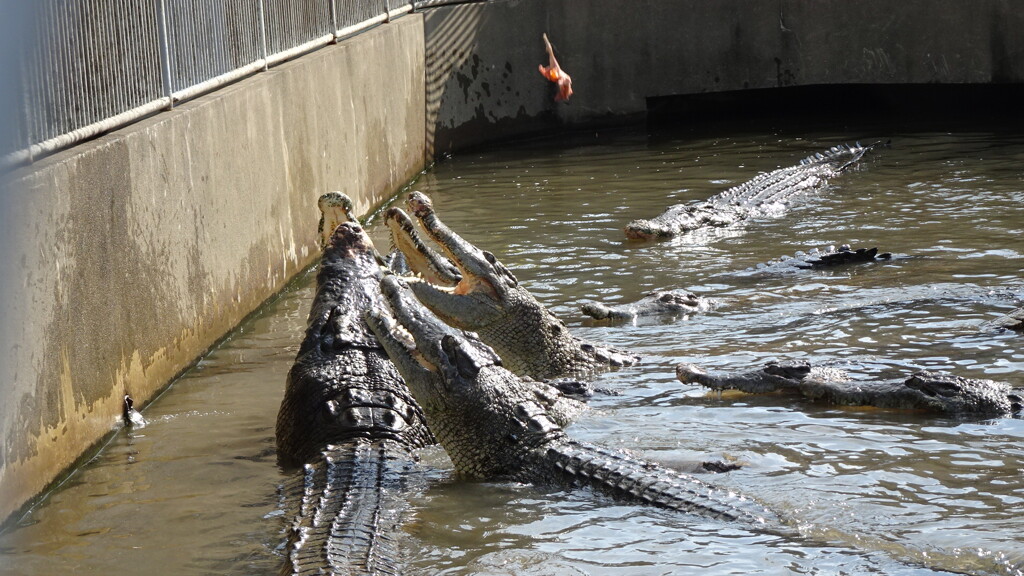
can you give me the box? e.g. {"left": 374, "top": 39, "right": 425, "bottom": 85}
{"left": 625, "top": 142, "right": 879, "bottom": 240}
{"left": 581, "top": 289, "right": 717, "bottom": 322}
{"left": 315, "top": 190, "right": 462, "bottom": 281}
{"left": 316, "top": 191, "right": 357, "bottom": 249}
{"left": 385, "top": 191, "right": 639, "bottom": 380}
{"left": 278, "top": 211, "right": 589, "bottom": 574}
{"left": 677, "top": 360, "right": 1024, "bottom": 416}
{"left": 364, "top": 275, "right": 776, "bottom": 525}
{"left": 728, "top": 244, "right": 893, "bottom": 276}
{"left": 276, "top": 221, "right": 436, "bottom": 576}
{"left": 383, "top": 205, "right": 462, "bottom": 287}
{"left": 982, "top": 305, "right": 1024, "bottom": 332}
{"left": 580, "top": 245, "right": 887, "bottom": 322}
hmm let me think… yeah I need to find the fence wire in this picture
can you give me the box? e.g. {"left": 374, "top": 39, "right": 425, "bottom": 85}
{"left": 6, "top": 0, "right": 430, "bottom": 169}
{"left": 164, "top": 0, "right": 263, "bottom": 96}
{"left": 22, "top": 0, "right": 163, "bottom": 155}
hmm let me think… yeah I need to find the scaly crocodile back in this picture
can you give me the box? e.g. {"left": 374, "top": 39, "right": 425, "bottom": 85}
{"left": 713, "top": 142, "right": 875, "bottom": 208}
{"left": 280, "top": 440, "right": 421, "bottom": 576}
{"left": 276, "top": 223, "right": 434, "bottom": 575}
{"left": 625, "top": 141, "right": 880, "bottom": 239}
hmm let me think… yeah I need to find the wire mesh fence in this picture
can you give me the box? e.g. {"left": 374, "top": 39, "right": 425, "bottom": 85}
{"left": 4, "top": 0, "right": 428, "bottom": 169}
{"left": 163, "top": 0, "right": 264, "bottom": 96}
{"left": 18, "top": 0, "right": 164, "bottom": 160}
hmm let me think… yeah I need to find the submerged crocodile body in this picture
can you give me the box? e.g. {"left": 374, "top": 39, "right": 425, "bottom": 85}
{"left": 729, "top": 244, "right": 892, "bottom": 276}
{"left": 364, "top": 275, "right": 776, "bottom": 526}
{"left": 581, "top": 289, "right": 716, "bottom": 322}
{"left": 385, "top": 191, "right": 639, "bottom": 380}
{"left": 276, "top": 222, "right": 435, "bottom": 576}
{"left": 580, "top": 244, "right": 887, "bottom": 322}
{"left": 625, "top": 142, "right": 878, "bottom": 240}
{"left": 982, "top": 305, "right": 1024, "bottom": 332}
{"left": 677, "top": 360, "right": 1024, "bottom": 416}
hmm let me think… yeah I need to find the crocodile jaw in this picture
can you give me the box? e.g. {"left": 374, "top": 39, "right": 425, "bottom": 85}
{"left": 367, "top": 276, "right": 558, "bottom": 477}
{"left": 383, "top": 206, "right": 462, "bottom": 286}
{"left": 407, "top": 278, "right": 502, "bottom": 330}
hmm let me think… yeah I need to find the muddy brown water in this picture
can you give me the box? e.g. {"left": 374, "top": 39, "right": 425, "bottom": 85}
{"left": 2, "top": 121, "right": 1022, "bottom": 575}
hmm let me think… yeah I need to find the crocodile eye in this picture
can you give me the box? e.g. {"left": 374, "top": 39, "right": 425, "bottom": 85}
{"left": 483, "top": 251, "right": 497, "bottom": 264}
{"left": 1008, "top": 394, "right": 1022, "bottom": 413}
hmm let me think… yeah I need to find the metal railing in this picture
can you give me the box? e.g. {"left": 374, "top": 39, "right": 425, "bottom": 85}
{"left": 3, "top": 0, "right": 420, "bottom": 170}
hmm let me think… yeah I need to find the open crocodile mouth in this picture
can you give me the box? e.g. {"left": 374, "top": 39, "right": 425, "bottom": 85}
{"left": 318, "top": 191, "right": 358, "bottom": 249}
{"left": 374, "top": 274, "right": 466, "bottom": 372}
{"left": 373, "top": 308, "right": 438, "bottom": 371}
{"left": 384, "top": 207, "right": 462, "bottom": 287}
{"left": 384, "top": 194, "right": 505, "bottom": 303}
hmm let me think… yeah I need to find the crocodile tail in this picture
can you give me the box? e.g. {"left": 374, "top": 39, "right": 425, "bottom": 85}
{"left": 533, "top": 439, "right": 777, "bottom": 526}
{"left": 280, "top": 440, "right": 419, "bottom": 576}
{"left": 799, "top": 140, "right": 885, "bottom": 173}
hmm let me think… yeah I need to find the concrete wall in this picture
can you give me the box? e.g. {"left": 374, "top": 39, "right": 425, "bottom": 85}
{"left": 0, "top": 16, "right": 426, "bottom": 525}
{"left": 426, "top": 0, "right": 1024, "bottom": 152}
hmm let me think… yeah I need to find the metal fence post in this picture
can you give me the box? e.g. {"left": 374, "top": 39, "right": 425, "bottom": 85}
{"left": 330, "top": 0, "right": 339, "bottom": 41}
{"left": 257, "top": 0, "right": 269, "bottom": 70}
{"left": 20, "top": 42, "right": 35, "bottom": 163}
{"left": 155, "top": 0, "right": 174, "bottom": 109}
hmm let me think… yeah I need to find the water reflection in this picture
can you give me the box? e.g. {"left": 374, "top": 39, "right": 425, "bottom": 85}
{"left": 2, "top": 126, "right": 1022, "bottom": 575}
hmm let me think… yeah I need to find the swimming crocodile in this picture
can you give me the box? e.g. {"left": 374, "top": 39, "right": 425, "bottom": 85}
{"left": 364, "top": 275, "right": 776, "bottom": 525}
{"left": 982, "top": 305, "right": 1024, "bottom": 332}
{"left": 581, "top": 289, "right": 717, "bottom": 322}
{"left": 625, "top": 142, "right": 879, "bottom": 240}
{"left": 580, "top": 244, "right": 887, "bottom": 322}
{"left": 729, "top": 244, "right": 893, "bottom": 277}
{"left": 386, "top": 191, "right": 639, "bottom": 380}
{"left": 677, "top": 360, "right": 1024, "bottom": 416}
{"left": 276, "top": 222, "right": 436, "bottom": 576}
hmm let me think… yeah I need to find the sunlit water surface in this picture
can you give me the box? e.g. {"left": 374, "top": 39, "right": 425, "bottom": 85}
{"left": 2, "top": 123, "right": 1022, "bottom": 575}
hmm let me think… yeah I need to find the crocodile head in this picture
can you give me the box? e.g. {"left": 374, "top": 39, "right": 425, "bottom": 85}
{"left": 366, "top": 275, "right": 565, "bottom": 478}
{"left": 383, "top": 191, "right": 639, "bottom": 379}
{"left": 623, "top": 217, "right": 675, "bottom": 241}
{"left": 676, "top": 360, "right": 815, "bottom": 394}
{"left": 623, "top": 204, "right": 701, "bottom": 241}
{"left": 903, "top": 371, "right": 1024, "bottom": 415}
{"left": 398, "top": 191, "right": 521, "bottom": 329}
{"left": 383, "top": 205, "right": 462, "bottom": 286}
{"left": 305, "top": 221, "right": 384, "bottom": 351}
{"left": 385, "top": 191, "right": 629, "bottom": 380}
{"left": 317, "top": 191, "right": 356, "bottom": 249}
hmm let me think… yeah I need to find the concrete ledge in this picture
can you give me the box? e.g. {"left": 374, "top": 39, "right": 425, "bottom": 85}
{"left": 0, "top": 15, "right": 426, "bottom": 525}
